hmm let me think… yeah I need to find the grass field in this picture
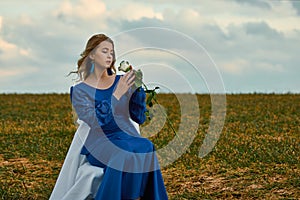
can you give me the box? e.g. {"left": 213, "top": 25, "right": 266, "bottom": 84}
{"left": 0, "top": 93, "right": 299, "bottom": 199}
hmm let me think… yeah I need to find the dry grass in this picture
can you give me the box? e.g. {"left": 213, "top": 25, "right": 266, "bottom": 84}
{"left": 0, "top": 93, "right": 299, "bottom": 199}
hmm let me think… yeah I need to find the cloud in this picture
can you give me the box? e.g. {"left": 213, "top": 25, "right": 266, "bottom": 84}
{"left": 0, "top": 37, "right": 34, "bottom": 64}
{"left": 0, "top": 0, "right": 300, "bottom": 93}
{"left": 0, "top": 16, "right": 2, "bottom": 30}
{"left": 0, "top": 38, "right": 17, "bottom": 58}
{"left": 189, "top": 1, "right": 300, "bottom": 35}
{"left": 220, "top": 59, "right": 285, "bottom": 76}
{"left": 53, "top": 0, "right": 163, "bottom": 25}
{"left": 220, "top": 59, "right": 248, "bottom": 75}
{"left": 291, "top": 1, "right": 300, "bottom": 15}
{"left": 210, "top": 20, "right": 298, "bottom": 77}
{"left": 244, "top": 21, "right": 283, "bottom": 38}
{"left": 233, "top": 0, "right": 271, "bottom": 10}
{"left": 109, "top": 3, "right": 163, "bottom": 21}
{"left": 0, "top": 69, "right": 24, "bottom": 77}
{"left": 53, "top": 0, "right": 106, "bottom": 20}
{"left": 256, "top": 62, "right": 284, "bottom": 73}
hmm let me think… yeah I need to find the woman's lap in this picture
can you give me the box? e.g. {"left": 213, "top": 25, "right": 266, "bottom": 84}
{"left": 85, "top": 132, "right": 155, "bottom": 168}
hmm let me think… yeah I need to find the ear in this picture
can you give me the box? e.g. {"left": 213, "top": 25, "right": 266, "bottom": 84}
{"left": 89, "top": 53, "right": 95, "bottom": 60}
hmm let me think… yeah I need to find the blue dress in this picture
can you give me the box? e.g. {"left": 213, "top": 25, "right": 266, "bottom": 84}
{"left": 70, "top": 75, "right": 168, "bottom": 200}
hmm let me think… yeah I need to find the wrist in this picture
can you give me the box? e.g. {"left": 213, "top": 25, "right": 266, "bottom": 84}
{"left": 113, "top": 92, "right": 122, "bottom": 100}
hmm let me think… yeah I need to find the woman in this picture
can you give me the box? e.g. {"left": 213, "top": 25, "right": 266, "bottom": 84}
{"left": 52, "top": 34, "right": 168, "bottom": 200}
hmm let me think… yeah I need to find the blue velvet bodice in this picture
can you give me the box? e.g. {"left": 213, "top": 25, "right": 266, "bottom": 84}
{"left": 70, "top": 75, "right": 147, "bottom": 154}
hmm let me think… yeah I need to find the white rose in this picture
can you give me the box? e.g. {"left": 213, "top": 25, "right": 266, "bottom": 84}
{"left": 118, "top": 60, "right": 132, "bottom": 72}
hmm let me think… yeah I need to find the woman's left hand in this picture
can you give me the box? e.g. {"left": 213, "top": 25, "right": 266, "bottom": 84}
{"left": 113, "top": 70, "right": 135, "bottom": 100}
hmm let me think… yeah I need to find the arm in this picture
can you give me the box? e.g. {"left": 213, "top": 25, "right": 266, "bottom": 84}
{"left": 129, "top": 87, "right": 147, "bottom": 124}
{"left": 70, "top": 86, "right": 113, "bottom": 129}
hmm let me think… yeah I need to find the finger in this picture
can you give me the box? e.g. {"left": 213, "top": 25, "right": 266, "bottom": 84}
{"left": 122, "top": 73, "right": 134, "bottom": 84}
{"left": 120, "top": 74, "right": 130, "bottom": 83}
{"left": 127, "top": 70, "right": 135, "bottom": 80}
{"left": 124, "top": 70, "right": 133, "bottom": 79}
{"left": 127, "top": 79, "right": 135, "bottom": 88}
{"left": 127, "top": 73, "right": 136, "bottom": 85}
{"left": 119, "top": 74, "right": 125, "bottom": 81}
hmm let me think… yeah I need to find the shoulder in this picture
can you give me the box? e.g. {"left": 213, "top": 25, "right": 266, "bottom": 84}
{"left": 70, "top": 82, "right": 91, "bottom": 99}
{"left": 70, "top": 82, "right": 85, "bottom": 92}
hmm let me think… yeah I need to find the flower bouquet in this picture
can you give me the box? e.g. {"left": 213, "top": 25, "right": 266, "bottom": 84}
{"left": 118, "top": 60, "right": 177, "bottom": 135}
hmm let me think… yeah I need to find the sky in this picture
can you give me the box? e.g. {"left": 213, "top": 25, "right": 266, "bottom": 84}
{"left": 0, "top": 0, "right": 300, "bottom": 94}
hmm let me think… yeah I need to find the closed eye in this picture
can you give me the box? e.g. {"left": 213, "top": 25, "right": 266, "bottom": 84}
{"left": 102, "top": 48, "right": 114, "bottom": 56}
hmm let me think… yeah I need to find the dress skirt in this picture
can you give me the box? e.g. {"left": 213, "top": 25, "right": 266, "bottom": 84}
{"left": 82, "top": 130, "right": 168, "bottom": 200}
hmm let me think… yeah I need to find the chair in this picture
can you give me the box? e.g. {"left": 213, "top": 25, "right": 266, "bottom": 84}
{"left": 49, "top": 119, "right": 140, "bottom": 200}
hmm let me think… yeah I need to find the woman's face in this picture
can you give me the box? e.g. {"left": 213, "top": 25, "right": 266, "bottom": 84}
{"left": 91, "top": 40, "right": 114, "bottom": 70}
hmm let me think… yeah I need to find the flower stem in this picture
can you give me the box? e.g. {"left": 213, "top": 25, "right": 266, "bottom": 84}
{"left": 142, "top": 83, "right": 178, "bottom": 136}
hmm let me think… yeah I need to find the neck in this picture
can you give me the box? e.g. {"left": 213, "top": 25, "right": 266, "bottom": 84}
{"left": 93, "top": 68, "right": 107, "bottom": 81}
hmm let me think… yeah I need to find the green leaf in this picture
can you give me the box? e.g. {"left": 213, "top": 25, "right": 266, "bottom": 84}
{"left": 134, "top": 69, "right": 143, "bottom": 88}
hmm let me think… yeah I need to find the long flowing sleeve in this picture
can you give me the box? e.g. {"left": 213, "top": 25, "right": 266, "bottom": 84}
{"left": 129, "top": 87, "right": 147, "bottom": 124}
{"left": 70, "top": 86, "right": 113, "bottom": 129}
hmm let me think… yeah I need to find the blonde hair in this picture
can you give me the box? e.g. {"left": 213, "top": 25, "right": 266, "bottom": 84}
{"left": 71, "top": 33, "right": 116, "bottom": 80}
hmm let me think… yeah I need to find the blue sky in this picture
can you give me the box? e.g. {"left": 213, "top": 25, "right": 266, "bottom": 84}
{"left": 0, "top": 0, "right": 299, "bottom": 93}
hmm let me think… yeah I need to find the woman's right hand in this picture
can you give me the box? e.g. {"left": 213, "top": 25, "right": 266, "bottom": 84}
{"left": 113, "top": 70, "right": 135, "bottom": 100}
